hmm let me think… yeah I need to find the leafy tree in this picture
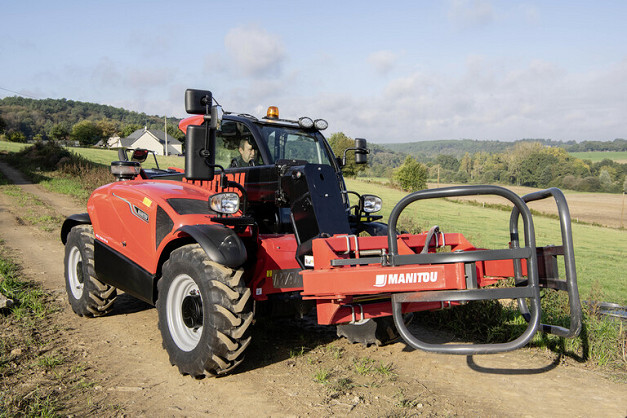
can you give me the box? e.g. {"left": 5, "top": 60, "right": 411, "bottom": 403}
{"left": 435, "top": 154, "right": 460, "bottom": 171}
{"left": 167, "top": 124, "right": 185, "bottom": 141}
{"left": 70, "top": 120, "right": 103, "bottom": 146}
{"left": 393, "top": 156, "right": 427, "bottom": 192}
{"left": 7, "top": 129, "right": 26, "bottom": 143}
{"left": 327, "top": 132, "right": 366, "bottom": 177}
{"left": 459, "top": 152, "right": 473, "bottom": 178}
{"left": 120, "top": 124, "right": 142, "bottom": 138}
{"left": 96, "top": 119, "right": 119, "bottom": 138}
{"left": 0, "top": 115, "right": 5, "bottom": 133}
{"left": 49, "top": 122, "right": 70, "bottom": 142}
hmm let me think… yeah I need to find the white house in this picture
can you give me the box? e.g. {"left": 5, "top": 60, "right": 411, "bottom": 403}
{"left": 119, "top": 127, "right": 182, "bottom": 155}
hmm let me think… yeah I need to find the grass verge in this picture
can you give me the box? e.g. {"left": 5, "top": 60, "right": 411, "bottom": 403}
{"left": 415, "top": 287, "right": 626, "bottom": 374}
{"left": 0, "top": 244, "right": 118, "bottom": 416}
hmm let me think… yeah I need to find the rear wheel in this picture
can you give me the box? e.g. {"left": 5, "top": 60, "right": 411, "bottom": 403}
{"left": 157, "top": 244, "right": 253, "bottom": 377}
{"left": 64, "top": 225, "right": 117, "bottom": 317}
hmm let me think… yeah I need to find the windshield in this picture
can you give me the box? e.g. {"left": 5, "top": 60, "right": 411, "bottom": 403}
{"left": 257, "top": 125, "right": 334, "bottom": 165}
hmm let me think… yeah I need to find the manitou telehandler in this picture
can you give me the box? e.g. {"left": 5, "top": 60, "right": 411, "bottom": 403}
{"left": 62, "top": 89, "right": 581, "bottom": 377}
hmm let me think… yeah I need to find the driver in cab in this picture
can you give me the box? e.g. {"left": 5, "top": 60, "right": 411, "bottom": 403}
{"left": 232, "top": 138, "right": 258, "bottom": 167}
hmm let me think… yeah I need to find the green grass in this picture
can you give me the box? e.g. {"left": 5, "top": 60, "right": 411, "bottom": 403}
{"left": 313, "top": 368, "right": 331, "bottom": 384}
{"left": 0, "top": 140, "right": 31, "bottom": 153}
{"left": 66, "top": 146, "right": 184, "bottom": 170}
{"left": 569, "top": 151, "right": 627, "bottom": 163}
{"left": 0, "top": 253, "right": 51, "bottom": 321}
{"left": 346, "top": 178, "right": 627, "bottom": 305}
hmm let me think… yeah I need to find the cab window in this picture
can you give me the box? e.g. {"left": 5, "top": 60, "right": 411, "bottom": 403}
{"left": 259, "top": 125, "right": 332, "bottom": 165}
{"left": 216, "top": 121, "right": 261, "bottom": 168}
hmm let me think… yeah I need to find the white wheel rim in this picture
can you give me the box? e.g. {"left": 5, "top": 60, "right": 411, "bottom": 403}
{"left": 67, "top": 246, "right": 84, "bottom": 299}
{"left": 166, "top": 274, "right": 203, "bottom": 352}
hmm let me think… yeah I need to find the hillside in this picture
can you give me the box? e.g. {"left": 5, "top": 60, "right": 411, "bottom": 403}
{"left": 379, "top": 138, "right": 627, "bottom": 160}
{"left": 0, "top": 96, "right": 182, "bottom": 141}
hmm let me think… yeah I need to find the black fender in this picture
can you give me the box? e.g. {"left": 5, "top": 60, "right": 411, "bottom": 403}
{"left": 61, "top": 213, "right": 91, "bottom": 245}
{"left": 177, "top": 224, "right": 247, "bottom": 268}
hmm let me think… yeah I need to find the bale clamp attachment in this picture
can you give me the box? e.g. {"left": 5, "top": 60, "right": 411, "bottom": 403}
{"left": 510, "top": 187, "right": 582, "bottom": 339}
{"left": 385, "top": 185, "right": 581, "bottom": 355}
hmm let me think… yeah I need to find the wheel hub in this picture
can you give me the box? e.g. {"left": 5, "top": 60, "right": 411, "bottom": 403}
{"left": 75, "top": 261, "right": 84, "bottom": 285}
{"left": 181, "top": 294, "right": 203, "bottom": 329}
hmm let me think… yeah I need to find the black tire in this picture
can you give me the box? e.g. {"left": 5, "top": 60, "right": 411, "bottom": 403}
{"left": 156, "top": 244, "right": 253, "bottom": 377}
{"left": 64, "top": 225, "right": 117, "bottom": 317}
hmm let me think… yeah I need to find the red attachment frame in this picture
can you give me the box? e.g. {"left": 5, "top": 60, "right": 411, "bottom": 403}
{"left": 300, "top": 233, "right": 523, "bottom": 325}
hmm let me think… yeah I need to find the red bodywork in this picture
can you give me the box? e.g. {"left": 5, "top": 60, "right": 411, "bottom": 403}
{"left": 87, "top": 115, "right": 522, "bottom": 326}
{"left": 88, "top": 173, "right": 521, "bottom": 326}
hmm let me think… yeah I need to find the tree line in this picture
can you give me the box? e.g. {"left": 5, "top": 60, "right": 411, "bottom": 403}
{"left": 365, "top": 140, "right": 627, "bottom": 193}
{"left": 384, "top": 138, "right": 627, "bottom": 159}
{"left": 327, "top": 133, "right": 626, "bottom": 194}
{"left": 0, "top": 96, "right": 183, "bottom": 145}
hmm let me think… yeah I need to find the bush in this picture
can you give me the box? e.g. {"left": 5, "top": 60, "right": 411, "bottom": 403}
{"left": 392, "top": 156, "right": 427, "bottom": 192}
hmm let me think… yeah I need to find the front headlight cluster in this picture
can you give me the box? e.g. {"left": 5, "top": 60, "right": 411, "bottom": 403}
{"left": 209, "top": 192, "right": 240, "bottom": 214}
{"left": 360, "top": 194, "right": 382, "bottom": 213}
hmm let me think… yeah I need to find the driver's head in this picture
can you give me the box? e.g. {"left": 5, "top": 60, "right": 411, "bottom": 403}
{"left": 238, "top": 139, "right": 256, "bottom": 163}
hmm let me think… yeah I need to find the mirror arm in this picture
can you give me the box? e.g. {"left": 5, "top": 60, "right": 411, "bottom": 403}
{"left": 342, "top": 147, "right": 370, "bottom": 165}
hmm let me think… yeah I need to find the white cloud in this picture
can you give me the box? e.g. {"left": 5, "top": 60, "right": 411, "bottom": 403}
{"left": 224, "top": 25, "right": 286, "bottom": 78}
{"left": 368, "top": 50, "right": 398, "bottom": 75}
{"left": 448, "top": 0, "right": 495, "bottom": 29}
{"left": 312, "top": 57, "right": 627, "bottom": 142}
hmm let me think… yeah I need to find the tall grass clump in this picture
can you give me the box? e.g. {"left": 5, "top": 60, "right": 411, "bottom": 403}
{"left": 415, "top": 285, "right": 626, "bottom": 371}
{"left": 0, "top": 250, "right": 51, "bottom": 321}
{"left": 2, "top": 142, "right": 113, "bottom": 202}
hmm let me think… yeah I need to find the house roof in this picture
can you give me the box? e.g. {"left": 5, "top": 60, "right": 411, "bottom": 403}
{"left": 121, "top": 128, "right": 182, "bottom": 148}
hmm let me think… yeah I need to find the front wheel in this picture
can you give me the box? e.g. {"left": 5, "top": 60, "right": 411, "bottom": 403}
{"left": 64, "top": 225, "right": 117, "bottom": 317}
{"left": 157, "top": 244, "right": 253, "bottom": 377}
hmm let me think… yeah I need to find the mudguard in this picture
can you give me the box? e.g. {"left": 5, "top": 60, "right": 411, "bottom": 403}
{"left": 60, "top": 213, "right": 91, "bottom": 244}
{"left": 177, "top": 224, "right": 247, "bottom": 268}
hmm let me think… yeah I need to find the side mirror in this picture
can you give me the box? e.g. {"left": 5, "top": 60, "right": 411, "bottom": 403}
{"left": 355, "top": 138, "right": 368, "bottom": 164}
{"left": 185, "top": 125, "right": 215, "bottom": 180}
{"left": 185, "top": 89, "right": 212, "bottom": 115}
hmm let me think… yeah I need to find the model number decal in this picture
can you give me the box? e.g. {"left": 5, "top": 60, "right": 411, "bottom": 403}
{"left": 133, "top": 206, "right": 149, "bottom": 222}
{"left": 374, "top": 271, "right": 438, "bottom": 287}
{"left": 113, "top": 193, "right": 150, "bottom": 223}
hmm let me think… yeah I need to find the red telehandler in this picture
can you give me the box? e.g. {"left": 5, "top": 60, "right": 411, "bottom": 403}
{"left": 62, "top": 89, "right": 581, "bottom": 377}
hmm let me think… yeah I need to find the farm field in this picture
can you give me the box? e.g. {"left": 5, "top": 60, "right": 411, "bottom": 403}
{"left": 569, "top": 151, "right": 627, "bottom": 163}
{"left": 0, "top": 141, "right": 185, "bottom": 170}
{"left": 359, "top": 178, "right": 626, "bottom": 229}
{"left": 431, "top": 182, "right": 626, "bottom": 229}
{"left": 346, "top": 178, "right": 627, "bottom": 305}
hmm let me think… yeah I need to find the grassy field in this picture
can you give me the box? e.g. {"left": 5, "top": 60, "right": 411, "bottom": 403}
{"left": 346, "top": 178, "right": 627, "bottom": 305}
{"left": 569, "top": 151, "right": 627, "bottom": 163}
{"left": 0, "top": 141, "right": 31, "bottom": 153}
{"left": 64, "top": 146, "right": 184, "bottom": 169}
{"left": 0, "top": 141, "right": 184, "bottom": 170}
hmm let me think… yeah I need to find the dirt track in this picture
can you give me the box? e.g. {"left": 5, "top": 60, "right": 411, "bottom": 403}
{"left": 0, "top": 161, "right": 626, "bottom": 417}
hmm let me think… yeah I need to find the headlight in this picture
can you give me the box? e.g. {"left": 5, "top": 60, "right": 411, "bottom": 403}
{"left": 298, "top": 117, "right": 314, "bottom": 129}
{"left": 314, "top": 119, "right": 328, "bottom": 130}
{"left": 361, "top": 194, "right": 382, "bottom": 213}
{"left": 209, "top": 192, "right": 240, "bottom": 214}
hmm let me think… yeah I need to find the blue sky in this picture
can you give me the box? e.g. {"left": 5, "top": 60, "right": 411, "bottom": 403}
{"left": 1, "top": 0, "right": 625, "bottom": 143}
